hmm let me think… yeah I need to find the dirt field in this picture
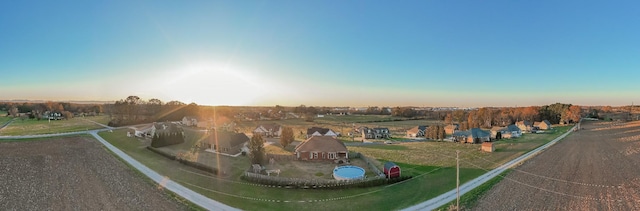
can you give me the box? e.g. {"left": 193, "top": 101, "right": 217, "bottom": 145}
{"left": 474, "top": 120, "right": 640, "bottom": 210}
{"left": 0, "top": 136, "right": 188, "bottom": 210}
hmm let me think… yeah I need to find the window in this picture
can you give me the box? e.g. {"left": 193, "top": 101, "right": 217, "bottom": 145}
{"left": 312, "top": 152, "right": 318, "bottom": 159}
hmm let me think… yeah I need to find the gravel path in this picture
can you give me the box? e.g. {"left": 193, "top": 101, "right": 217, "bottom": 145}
{"left": 0, "top": 136, "right": 188, "bottom": 210}
{"left": 474, "top": 120, "right": 640, "bottom": 210}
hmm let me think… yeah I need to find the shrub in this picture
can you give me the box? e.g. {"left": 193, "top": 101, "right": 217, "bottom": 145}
{"left": 146, "top": 146, "right": 176, "bottom": 160}
{"left": 177, "top": 158, "right": 219, "bottom": 174}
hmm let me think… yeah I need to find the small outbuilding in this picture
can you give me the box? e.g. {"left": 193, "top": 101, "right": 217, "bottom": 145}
{"left": 481, "top": 142, "right": 494, "bottom": 152}
{"left": 383, "top": 162, "right": 401, "bottom": 179}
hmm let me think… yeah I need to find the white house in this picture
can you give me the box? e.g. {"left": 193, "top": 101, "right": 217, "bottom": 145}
{"left": 306, "top": 127, "right": 338, "bottom": 138}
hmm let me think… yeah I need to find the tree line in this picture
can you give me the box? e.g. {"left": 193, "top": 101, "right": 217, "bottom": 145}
{"left": 440, "top": 103, "right": 583, "bottom": 130}
{"left": 107, "top": 96, "right": 200, "bottom": 126}
{"left": 0, "top": 101, "right": 103, "bottom": 120}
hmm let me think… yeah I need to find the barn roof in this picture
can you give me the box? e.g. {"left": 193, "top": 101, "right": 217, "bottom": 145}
{"left": 384, "top": 161, "right": 399, "bottom": 169}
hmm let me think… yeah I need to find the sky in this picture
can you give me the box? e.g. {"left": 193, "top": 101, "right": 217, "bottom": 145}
{"left": 1, "top": 1, "right": 640, "bottom": 107}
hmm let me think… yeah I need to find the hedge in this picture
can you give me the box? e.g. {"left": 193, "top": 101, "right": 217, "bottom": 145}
{"left": 240, "top": 174, "right": 412, "bottom": 189}
{"left": 146, "top": 146, "right": 219, "bottom": 174}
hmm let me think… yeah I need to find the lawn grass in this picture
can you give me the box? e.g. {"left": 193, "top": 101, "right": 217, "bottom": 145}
{"left": 0, "top": 116, "right": 13, "bottom": 126}
{"left": 82, "top": 115, "right": 111, "bottom": 125}
{"left": 96, "top": 125, "right": 573, "bottom": 211}
{"left": 436, "top": 169, "right": 512, "bottom": 211}
{"left": 0, "top": 117, "right": 110, "bottom": 136}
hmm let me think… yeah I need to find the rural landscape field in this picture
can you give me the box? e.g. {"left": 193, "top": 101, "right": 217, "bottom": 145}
{"left": 473, "top": 120, "right": 640, "bottom": 210}
{"left": 4, "top": 1, "right": 640, "bottom": 210}
{"left": 0, "top": 136, "right": 188, "bottom": 210}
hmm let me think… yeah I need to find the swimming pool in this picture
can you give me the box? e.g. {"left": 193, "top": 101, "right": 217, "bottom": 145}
{"left": 333, "top": 165, "right": 365, "bottom": 180}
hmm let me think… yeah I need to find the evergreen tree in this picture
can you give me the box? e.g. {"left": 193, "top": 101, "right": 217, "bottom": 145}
{"left": 249, "top": 134, "right": 266, "bottom": 164}
{"left": 280, "top": 127, "right": 295, "bottom": 148}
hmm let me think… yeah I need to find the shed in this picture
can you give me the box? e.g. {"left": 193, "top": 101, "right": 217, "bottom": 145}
{"left": 481, "top": 142, "right": 494, "bottom": 152}
{"left": 383, "top": 162, "right": 401, "bottom": 178}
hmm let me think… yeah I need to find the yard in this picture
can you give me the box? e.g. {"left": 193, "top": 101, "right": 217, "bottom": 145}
{"left": 96, "top": 125, "right": 572, "bottom": 210}
{"left": 235, "top": 115, "right": 442, "bottom": 139}
{"left": 0, "top": 115, "right": 111, "bottom": 136}
{"left": 0, "top": 115, "right": 13, "bottom": 126}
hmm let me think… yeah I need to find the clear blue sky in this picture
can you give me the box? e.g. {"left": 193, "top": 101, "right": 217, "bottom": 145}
{"left": 1, "top": 1, "right": 639, "bottom": 107}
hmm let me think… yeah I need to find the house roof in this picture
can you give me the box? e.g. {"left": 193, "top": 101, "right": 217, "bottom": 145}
{"left": 407, "top": 126, "right": 427, "bottom": 133}
{"left": 307, "top": 127, "right": 334, "bottom": 136}
{"left": 295, "top": 136, "right": 347, "bottom": 152}
{"left": 453, "top": 128, "right": 490, "bottom": 138}
{"left": 206, "top": 130, "right": 249, "bottom": 147}
{"left": 154, "top": 122, "right": 181, "bottom": 134}
{"left": 255, "top": 124, "right": 281, "bottom": 132}
{"left": 506, "top": 124, "right": 521, "bottom": 132}
{"left": 516, "top": 120, "right": 533, "bottom": 126}
{"left": 183, "top": 116, "right": 198, "bottom": 121}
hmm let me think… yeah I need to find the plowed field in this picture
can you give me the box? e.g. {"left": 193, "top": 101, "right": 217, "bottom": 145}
{"left": 0, "top": 136, "right": 187, "bottom": 210}
{"left": 474, "top": 120, "right": 640, "bottom": 210}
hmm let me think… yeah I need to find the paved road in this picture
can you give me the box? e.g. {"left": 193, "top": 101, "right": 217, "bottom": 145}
{"left": 402, "top": 125, "right": 577, "bottom": 211}
{"left": 0, "top": 125, "right": 239, "bottom": 211}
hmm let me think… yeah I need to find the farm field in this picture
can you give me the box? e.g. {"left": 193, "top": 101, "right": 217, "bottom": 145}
{"left": 98, "top": 125, "right": 571, "bottom": 210}
{"left": 0, "top": 115, "right": 110, "bottom": 136}
{"left": 474, "top": 120, "right": 640, "bottom": 210}
{"left": 0, "top": 136, "right": 188, "bottom": 210}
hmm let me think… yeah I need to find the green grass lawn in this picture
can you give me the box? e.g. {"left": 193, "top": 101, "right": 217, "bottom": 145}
{"left": 0, "top": 117, "right": 108, "bottom": 136}
{"left": 82, "top": 115, "right": 111, "bottom": 125}
{"left": 0, "top": 116, "right": 13, "bottom": 126}
{"left": 96, "top": 125, "right": 573, "bottom": 211}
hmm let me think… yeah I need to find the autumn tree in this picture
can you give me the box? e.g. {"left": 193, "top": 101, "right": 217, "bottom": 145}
{"left": 565, "top": 105, "right": 582, "bottom": 123}
{"left": 444, "top": 113, "right": 453, "bottom": 125}
{"left": 279, "top": 127, "right": 295, "bottom": 148}
{"left": 453, "top": 110, "right": 466, "bottom": 124}
{"left": 249, "top": 134, "right": 266, "bottom": 164}
{"left": 9, "top": 106, "right": 18, "bottom": 117}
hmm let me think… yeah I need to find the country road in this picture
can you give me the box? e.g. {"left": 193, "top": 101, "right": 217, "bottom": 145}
{"left": 1, "top": 120, "right": 578, "bottom": 211}
{"left": 402, "top": 124, "right": 577, "bottom": 211}
{"left": 0, "top": 125, "right": 239, "bottom": 211}
{"left": 0, "top": 118, "right": 15, "bottom": 130}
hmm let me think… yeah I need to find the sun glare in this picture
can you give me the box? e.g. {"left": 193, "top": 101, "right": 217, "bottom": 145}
{"left": 159, "top": 62, "right": 268, "bottom": 106}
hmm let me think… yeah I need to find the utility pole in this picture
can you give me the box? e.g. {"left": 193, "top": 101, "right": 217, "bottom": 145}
{"left": 456, "top": 150, "right": 460, "bottom": 210}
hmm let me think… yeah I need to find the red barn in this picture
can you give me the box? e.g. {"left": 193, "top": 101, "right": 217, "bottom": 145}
{"left": 384, "top": 162, "right": 401, "bottom": 178}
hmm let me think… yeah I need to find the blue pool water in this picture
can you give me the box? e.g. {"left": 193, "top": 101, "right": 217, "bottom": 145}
{"left": 333, "top": 166, "right": 365, "bottom": 180}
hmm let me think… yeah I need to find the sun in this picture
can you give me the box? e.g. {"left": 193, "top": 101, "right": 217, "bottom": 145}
{"left": 159, "top": 62, "right": 268, "bottom": 106}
